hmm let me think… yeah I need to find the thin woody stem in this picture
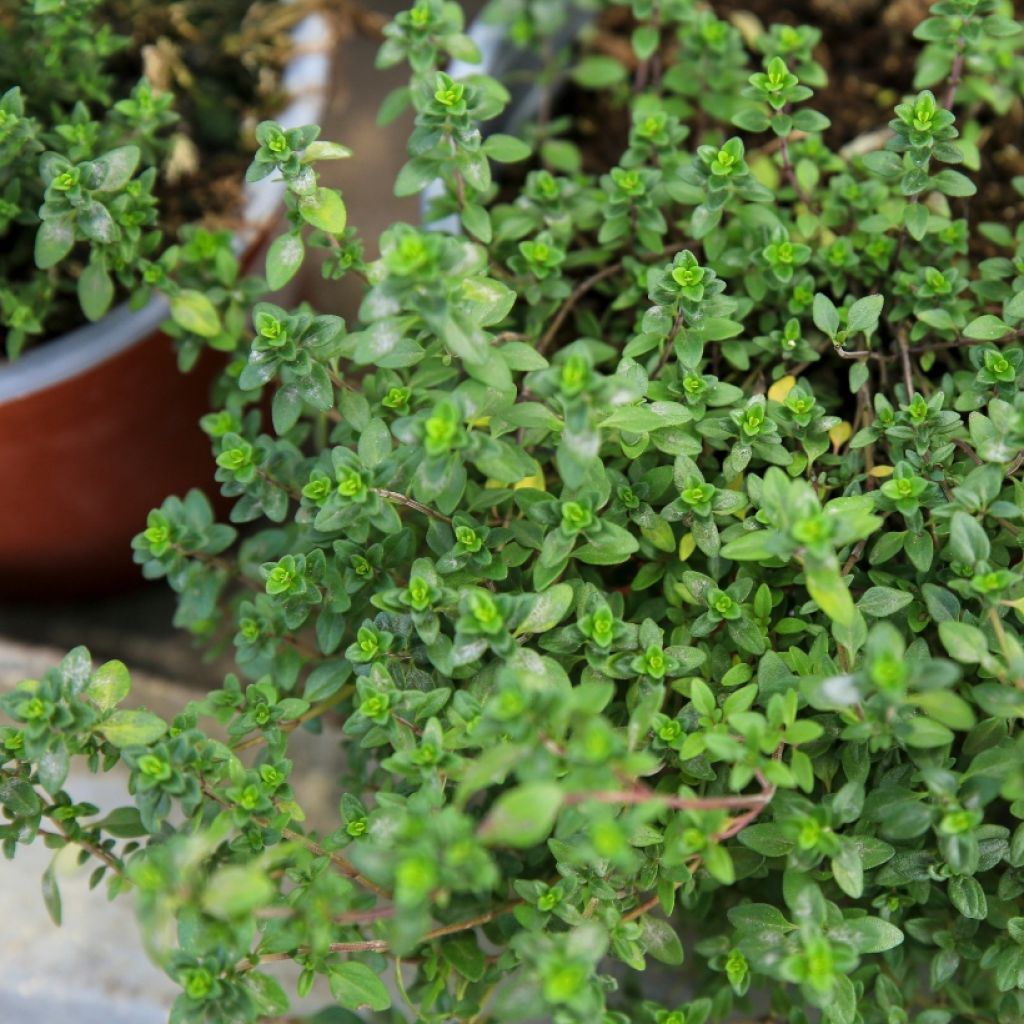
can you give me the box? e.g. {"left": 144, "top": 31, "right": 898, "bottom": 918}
{"left": 242, "top": 902, "right": 519, "bottom": 969}
{"left": 563, "top": 787, "right": 773, "bottom": 812}
{"left": 375, "top": 489, "right": 452, "bottom": 524}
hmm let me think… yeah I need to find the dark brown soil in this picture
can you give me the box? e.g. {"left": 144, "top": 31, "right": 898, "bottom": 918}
{"left": 101, "top": 0, "right": 306, "bottom": 236}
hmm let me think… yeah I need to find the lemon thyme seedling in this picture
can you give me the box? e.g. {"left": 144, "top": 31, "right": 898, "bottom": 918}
{"left": 4, "top": 2, "right": 1024, "bottom": 1023}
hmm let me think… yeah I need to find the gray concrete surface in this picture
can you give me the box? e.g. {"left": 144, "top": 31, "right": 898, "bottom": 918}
{"left": 0, "top": 764, "right": 179, "bottom": 1024}
{"left": 0, "top": 637, "right": 349, "bottom": 1023}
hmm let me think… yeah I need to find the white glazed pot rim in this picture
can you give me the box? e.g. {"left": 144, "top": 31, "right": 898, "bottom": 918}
{"left": 0, "top": 12, "right": 332, "bottom": 404}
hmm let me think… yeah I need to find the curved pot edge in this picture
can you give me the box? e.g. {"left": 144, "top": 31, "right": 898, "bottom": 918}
{"left": 0, "top": 11, "right": 333, "bottom": 405}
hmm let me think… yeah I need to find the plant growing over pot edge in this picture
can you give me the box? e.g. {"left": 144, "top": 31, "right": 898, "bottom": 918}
{"left": 0, "top": 0, "right": 310, "bottom": 360}
{"left": 4, "top": 1, "right": 1024, "bottom": 1023}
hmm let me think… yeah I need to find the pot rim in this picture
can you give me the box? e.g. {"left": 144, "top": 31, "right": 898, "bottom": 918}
{"left": 0, "top": 12, "right": 333, "bottom": 404}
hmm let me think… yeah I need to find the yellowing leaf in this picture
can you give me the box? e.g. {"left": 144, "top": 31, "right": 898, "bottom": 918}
{"left": 768, "top": 375, "right": 797, "bottom": 403}
{"left": 869, "top": 465, "right": 894, "bottom": 478}
{"left": 829, "top": 421, "right": 853, "bottom": 447}
{"left": 749, "top": 153, "right": 780, "bottom": 191}
{"left": 514, "top": 472, "right": 546, "bottom": 491}
{"left": 678, "top": 532, "right": 696, "bottom": 561}
{"left": 468, "top": 415, "right": 491, "bottom": 428}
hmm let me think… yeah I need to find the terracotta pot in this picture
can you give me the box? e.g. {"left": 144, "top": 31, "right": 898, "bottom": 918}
{"left": 0, "top": 15, "right": 332, "bottom": 599}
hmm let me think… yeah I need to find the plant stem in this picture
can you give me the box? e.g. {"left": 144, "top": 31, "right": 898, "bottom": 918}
{"left": 375, "top": 489, "right": 452, "bottom": 523}
{"left": 944, "top": 35, "right": 967, "bottom": 109}
{"left": 896, "top": 326, "right": 914, "bottom": 399}
{"left": 538, "top": 263, "right": 624, "bottom": 354}
{"left": 563, "top": 787, "right": 773, "bottom": 812}
{"left": 241, "top": 902, "right": 519, "bottom": 970}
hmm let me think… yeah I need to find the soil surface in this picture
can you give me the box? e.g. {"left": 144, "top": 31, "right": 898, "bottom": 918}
{"left": 100, "top": 0, "right": 304, "bottom": 235}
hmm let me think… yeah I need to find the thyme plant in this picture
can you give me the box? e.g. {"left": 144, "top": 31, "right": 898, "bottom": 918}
{"left": 0, "top": 0, "right": 299, "bottom": 358}
{"left": 4, "top": 1, "right": 1024, "bottom": 1023}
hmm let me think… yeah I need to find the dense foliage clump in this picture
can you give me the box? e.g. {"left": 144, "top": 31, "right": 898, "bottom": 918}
{"left": 0, "top": 0, "right": 300, "bottom": 357}
{"left": 4, "top": 2, "right": 1024, "bottom": 1023}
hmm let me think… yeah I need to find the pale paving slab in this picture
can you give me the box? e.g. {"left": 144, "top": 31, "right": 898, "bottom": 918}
{"left": 0, "top": 637, "right": 347, "bottom": 1023}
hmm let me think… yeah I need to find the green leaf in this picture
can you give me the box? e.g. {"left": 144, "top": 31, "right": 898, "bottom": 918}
{"left": 930, "top": 168, "right": 977, "bottom": 197}
{"left": 395, "top": 157, "right": 437, "bottom": 196}
{"left": 303, "top": 141, "right": 353, "bottom": 162}
{"left": 357, "top": 417, "right": 392, "bottom": 468}
{"left": 905, "top": 202, "right": 929, "bottom": 240}
{"left": 328, "top": 962, "right": 392, "bottom": 1012}
{"left": 99, "top": 709, "right": 167, "bottom": 748}
{"left": 832, "top": 842, "right": 864, "bottom": 899}
{"left": 460, "top": 203, "right": 492, "bottom": 242}
{"left": 78, "top": 259, "right": 114, "bottom": 322}
{"left": 37, "top": 746, "right": 70, "bottom": 796}
{"left": 738, "top": 824, "right": 794, "bottom": 857}
{"left": 201, "top": 863, "right": 274, "bottom": 919}
{"left": 87, "top": 659, "right": 130, "bottom": 711}
{"left": 812, "top": 293, "right": 840, "bottom": 338}
{"left": 857, "top": 586, "right": 913, "bottom": 617}
{"left": 963, "top": 315, "right": 1011, "bottom": 340}
{"left": 94, "top": 807, "right": 147, "bottom": 838}
{"left": 727, "top": 902, "right": 792, "bottom": 931}
{"left": 732, "top": 108, "right": 772, "bottom": 133}
{"left": 720, "top": 530, "right": 777, "bottom": 561}
{"left": 948, "top": 875, "right": 987, "bottom": 919}
{"left": 266, "top": 233, "right": 305, "bottom": 290}
{"left": 847, "top": 294, "right": 884, "bottom": 335}
{"left": 34, "top": 217, "right": 74, "bottom": 269}
{"left": 42, "top": 860, "right": 62, "bottom": 926}
{"left": 704, "top": 843, "right": 735, "bottom": 885}
{"left": 641, "top": 916, "right": 684, "bottom": 966}
{"left": 805, "top": 564, "right": 856, "bottom": 626}
{"left": 515, "top": 584, "right": 575, "bottom": 636}
{"left": 480, "top": 782, "right": 563, "bottom": 847}
{"left": 938, "top": 620, "right": 988, "bottom": 664}
{"left": 571, "top": 55, "right": 628, "bottom": 88}
{"left": 632, "top": 24, "right": 660, "bottom": 61}
{"left": 791, "top": 108, "right": 831, "bottom": 133}
{"left": 909, "top": 690, "right": 976, "bottom": 730}
{"left": 574, "top": 524, "right": 639, "bottom": 565}
{"left": 482, "top": 134, "right": 531, "bottom": 162}
{"left": 540, "top": 139, "right": 581, "bottom": 174}
{"left": 690, "top": 678, "right": 716, "bottom": 717}
{"left": 299, "top": 187, "right": 348, "bottom": 234}
{"left": 247, "top": 972, "right": 289, "bottom": 1016}
{"left": 903, "top": 715, "right": 955, "bottom": 748}
{"left": 377, "top": 86, "right": 411, "bottom": 126}
{"left": 91, "top": 145, "right": 141, "bottom": 190}
{"left": 170, "top": 290, "right": 221, "bottom": 338}
{"left": 838, "top": 916, "right": 904, "bottom": 953}
{"left": 442, "top": 936, "right": 487, "bottom": 981}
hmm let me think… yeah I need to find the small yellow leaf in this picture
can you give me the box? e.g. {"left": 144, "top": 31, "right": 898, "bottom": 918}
{"left": 869, "top": 465, "right": 894, "bottom": 478}
{"left": 768, "top": 375, "right": 797, "bottom": 403}
{"left": 514, "top": 472, "right": 546, "bottom": 491}
{"left": 748, "top": 153, "right": 780, "bottom": 191}
{"left": 468, "top": 415, "right": 491, "bottom": 428}
{"left": 678, "top": 532, "right": 696, "bottom": 562}
{"left": 829, "top": 421, "right": 853, "bottom": 447}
